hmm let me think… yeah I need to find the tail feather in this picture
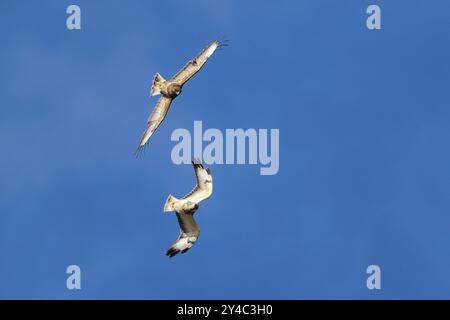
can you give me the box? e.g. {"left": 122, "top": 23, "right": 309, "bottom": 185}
{"left": 150, "top": 72, "right": 165, "bottom": 96}
{"left": 163, "top": 194, "right": 177, "bottom": 212}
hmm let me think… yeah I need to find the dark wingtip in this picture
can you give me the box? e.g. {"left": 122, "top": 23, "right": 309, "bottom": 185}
{"left": 217, "top": 36, "right": 231, "bottom": 44}
{"left": 134, "top": 141, "right": 150, "bottom": 158}
{"left": 134, "top": 147, "right": 142, "bottom": 158}
{"left": 166, "top": 247, "right": 180, "bottom": 258}
{"left": 192, "top": 158, "right": 203, "bottom": 168}
{"left": 215, "top": 37, "right": 230, "bottom": 52}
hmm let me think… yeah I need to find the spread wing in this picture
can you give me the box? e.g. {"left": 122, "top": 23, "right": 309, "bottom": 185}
{"left": 182, "top": 159, "right": 213, "bottom": 204}
{"left": 166, "top": 212, "right": 200, "bottom": 258}
{"left": 170, "top": 40, "right": 221, "bottom": 85}
{"left": 136, "top": 96, "right": 173, "bottom": 152}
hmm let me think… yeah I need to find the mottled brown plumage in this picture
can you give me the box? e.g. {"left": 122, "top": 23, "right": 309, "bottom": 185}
{"left": 136, "top": 40, "right": 226, "bottom": 153}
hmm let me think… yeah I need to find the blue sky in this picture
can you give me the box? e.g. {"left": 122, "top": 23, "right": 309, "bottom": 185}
{"left": 1, "top": 0, "right": 450, "bottom": 299}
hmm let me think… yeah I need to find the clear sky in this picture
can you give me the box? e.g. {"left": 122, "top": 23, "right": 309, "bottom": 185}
{"left": 1, "top": 0, "right": 450, "bottom": 299}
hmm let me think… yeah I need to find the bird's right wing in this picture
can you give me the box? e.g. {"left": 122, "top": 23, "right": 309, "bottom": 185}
{"left": 170, "top": 40, "right": 221, "bottom": 85}
{"left": 136, "top": 96, "right": 173, "bottom": 153}
{"left": 166, "top": 212, "right": 200, "bottom": 258}
{"left": 182, "top": 159, "right": 213, "bottom": 204}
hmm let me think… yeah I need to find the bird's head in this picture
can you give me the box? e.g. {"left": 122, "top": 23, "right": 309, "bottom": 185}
{"left": 168, "top": 83, "right": 182, "bottom": 97}
{"left": 174, "top": 84, "right": 182, "bottom": 95}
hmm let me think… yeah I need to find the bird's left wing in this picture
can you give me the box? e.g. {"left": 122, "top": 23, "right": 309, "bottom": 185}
{"left": 182, "top": 159, "right": 213, "bottom": 204}
{"left": 166, "top": 212, "right": 200, "bottom": 258}
{"left": 170, "top": 40, "right": 221, "bottom": 85}
{"left": 136, "top": 96, "right": 173, "bottom": 152}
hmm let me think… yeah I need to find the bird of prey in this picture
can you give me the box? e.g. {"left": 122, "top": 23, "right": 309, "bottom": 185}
{"left": 163, "top": 159, "right": 213, "bottom": 257}
{"left": 136, "top": 39, "right": 227, "bottom": 153}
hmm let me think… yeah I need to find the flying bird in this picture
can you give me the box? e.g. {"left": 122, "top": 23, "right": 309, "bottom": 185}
{"left": 136, "top": 39, "right": 227, "bottom": 153}
{"left": 163, "top": 159, "right": 213, "bottom": 257}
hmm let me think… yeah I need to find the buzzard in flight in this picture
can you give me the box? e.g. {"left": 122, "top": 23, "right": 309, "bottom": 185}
{"left": 136, "top": 39, "right": 226, "bottom": 153}
{"left": 163, "top": 159, "right": 213, "bottom": 257}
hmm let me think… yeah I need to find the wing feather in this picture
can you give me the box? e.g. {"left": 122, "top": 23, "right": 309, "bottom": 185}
{"left": 166, "top": 212, "right": 200, "bottom": 258}
{"left": 176, "top": 212, "right": 200, "bottom": 236}
{"left": 136, "top": 96, "right": 173, "bottom": 152}
{"left": 170, "top": 40, "right": 219, "bottom": 85}
{"left": 182, "top": 160, "right": 213, "bottom": 204}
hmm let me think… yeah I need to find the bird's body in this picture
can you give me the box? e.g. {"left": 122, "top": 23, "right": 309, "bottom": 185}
{"left": 136, "top": 39, "right": 226, "bottom": 153}
{"left": 164, "top": 160, "right": 213, "bottom": 257}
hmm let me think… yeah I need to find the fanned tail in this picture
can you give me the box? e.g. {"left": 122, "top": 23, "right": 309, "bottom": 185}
{"left": 163, "top": 194, "right": 177, "bottom": 212}
{"left": 150, "top": 72, "right": 165, "bottom": 96}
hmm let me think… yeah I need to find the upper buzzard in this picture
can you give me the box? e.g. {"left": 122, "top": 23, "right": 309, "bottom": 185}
{"left": 136, "top": 39, "right": 227, "bottom": 153}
